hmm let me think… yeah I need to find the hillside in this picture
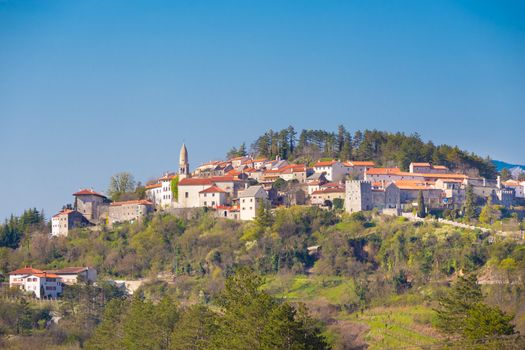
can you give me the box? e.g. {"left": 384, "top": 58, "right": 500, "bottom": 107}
{"left": 1, "top": 207, "right": 524, "bottom": 349}
{"left": 228, "top": 126, "right": 498, "bottom": 178}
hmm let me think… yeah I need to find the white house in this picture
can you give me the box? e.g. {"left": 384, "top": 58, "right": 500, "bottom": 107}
{"left": 343, "top": 161, "right": 375, "bottom": 180}
{"left": 45, "top": 267, "right": 97, "bottom": 285}
{"left": 51, "top": 209, "right": 90, "bottom": 237}
{"left": 199, "top": 185, "right": 227, "bottom": 207}
{"left": 313, "top": 161, "right": 347, "bottom": 181}
{"left": 8, "top": 267, "right": 62, "bottom": 299}
{"left": 177, "top": 178, "right": 214, "bottom": 207}
{"left": 145, "top": 183, "right": 162, "bottom": 206}
{"left": 159, "top": 173, "right": 178, "bottom": 208}
{"left": 239, "top": 185, "right": 267, "bottom": 221}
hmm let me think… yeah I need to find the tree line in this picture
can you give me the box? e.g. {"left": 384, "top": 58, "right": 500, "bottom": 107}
{"left": 228, "top": 126, "right": 498, "bottom": 178}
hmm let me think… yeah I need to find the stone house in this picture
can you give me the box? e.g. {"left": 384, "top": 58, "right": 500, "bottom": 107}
{"left": 108, "top": 199, "right": 153, "bottom": 225}
{"left": 345, "top": 180, "right": 373, "bottom": 213}
{"left": 343, "top": 161, "right": 375, "bottom": 180}
{"left": 73, "top": 189, "right": 110, "bottom": 223}
{"left": 313, "top": 160, "right": 347, "bottom": 181}
{"left": 311, "top": 188, "right": 345, "bottom": 206}
{"left": 199, "top": 185, "right": 227, "bottom": 208}
{"left": 51, "top": 209, "right": 90, "bottom": 236}
{"left": 239, "top": 185, "right": 267, "bottom": 221}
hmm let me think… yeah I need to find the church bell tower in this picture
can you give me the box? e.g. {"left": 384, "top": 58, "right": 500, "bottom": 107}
{"left": 179, "top": 143, "right": 189, "bottom": 178}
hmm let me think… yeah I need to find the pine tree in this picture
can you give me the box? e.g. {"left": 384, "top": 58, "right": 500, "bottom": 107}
{"left": 417, "top": 190, "right": 426, "bottom": 218}
{"left": 463, "top": 185, "right": 476, "bottom": 221}
{"left": 435, "top": 274, "right": 483, "bottom": 334}
{"left": 171, "top": 305, "right": 218, "bottom": 350}
{"left": 479, "top": 196, "right": 499, "bottom": 225}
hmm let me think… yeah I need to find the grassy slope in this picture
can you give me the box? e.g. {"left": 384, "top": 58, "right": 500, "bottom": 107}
{"left": 264, "top": 274, "right": 443, "bottom": 349}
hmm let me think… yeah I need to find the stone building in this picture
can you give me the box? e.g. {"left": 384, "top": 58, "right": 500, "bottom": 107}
{"left": 371, "top": 183, "right": 400, "bottom": 210}
{"left": 51, "top": 209, "right": 91, "bottom": 236}
{"left": 108, "top": 199, "right": 154, "bottom": 225}
{"left": 239, "top": 185, "right": 267, "bottom": 221}
{"left": 73, "top": 189, "right": 110, "bottom": 223}
{"left": 345, "top": 180, "right": 373, "bottom": 213}
{"left": 198, "top": 185, "right": 227, "bottom": 208}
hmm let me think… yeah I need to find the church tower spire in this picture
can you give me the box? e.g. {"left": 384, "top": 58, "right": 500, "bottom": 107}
{"left": 179, "top": 143, "right": 189, "bottom": 178}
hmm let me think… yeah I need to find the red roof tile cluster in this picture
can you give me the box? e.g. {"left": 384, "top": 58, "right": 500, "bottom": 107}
{"left": 199, "top": 185, "right": 226, "bottom": 194}
{"left": 52, "top": 209, "right": 75, "bottom": 218}
{"left": 179, "top": 178, "right": 214, "bottom": 186}
{"left": 311, "top": 188, "right": 345, "bottom": 195}
{"left": 365, "top": 167, "right": 402, "bottom": 175}
{"left": 314, "top": 160, "right": 338, "bottom": 167}
{"left": 145, "top": 183, "right": 162, "bottom": 189}
{"left": 394, "top": 180, "right": 434, "bottom": 190}
{"left": 410, "top": 162, "right": 432, "bottom": 167}
{"left": 73, "top": 189, "right": 106, "bottom": 198}
{"left": 9, "top": 267, "right": 44, "bottom": 275}
{"left": 344, "top": 161, "right": 375, "bottom": 167}
{"left": 110, "top": 200, "right": 153, "bottom": 206}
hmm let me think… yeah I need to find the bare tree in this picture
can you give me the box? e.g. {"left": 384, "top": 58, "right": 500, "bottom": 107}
{"left": 108, "top": 172, "right": 136, "bottom": 200}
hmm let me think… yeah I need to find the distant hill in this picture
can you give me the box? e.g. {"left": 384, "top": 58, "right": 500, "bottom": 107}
{"left": 493, "top": 160, "right": 525, "bottom": 179}
{"left": 492, "top": 160, "right": 525, "bottom": 171}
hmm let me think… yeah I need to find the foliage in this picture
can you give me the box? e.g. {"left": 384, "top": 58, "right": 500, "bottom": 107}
{"left": 170, "top": 175, "right": 180, "bottom": 202}
{"left": 417, "top": 190, "right": 426, "bottom": 218}
{"left": 435, "top": 274, "right": 516, "bottom": 343}
{"left": 463, "top": 185, "right": 477, "bottom": 220}
{"left": 249, "top": 127, "right": 497, "bottom": 177}
{"left": 108, "top": 172, "right": 136, "bottom": 201}
{"left": 479, "top": 196, "right": 499, "bottom": 224}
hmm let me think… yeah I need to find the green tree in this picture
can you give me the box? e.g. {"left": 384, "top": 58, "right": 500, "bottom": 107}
{"left": 333, "top": 198, "right": 344, "bottom": 210}
{"left": 86, "top": 299, "right": 128, "bottom": 350}
{"left": 170, "top": 175, "right": 180, "bottom": 202}
{"left": 433, "top": 272, "right": 515, "bottom": 344}
{"left": 479, "top": 196, "right": 499, "bottom": 225}
{"left": 463, "top": 185, "right": 476, "bottom": 221}
{"left": 500, "top": 168, "right": 511, "bottom": 181}
{"left": 212, "top": 268, "right": 328, "bottom": 350}
{"left": 464, "top": 303, "right": 515, "bottom": 341}
{"left": 109, "top": 172, "right": 136, "bottom": 201}
{"left": 417, "top": 190, "right": 426, "bottom": 218}
{"left": 171, "top": 305, "right": 218, "bottom": 350}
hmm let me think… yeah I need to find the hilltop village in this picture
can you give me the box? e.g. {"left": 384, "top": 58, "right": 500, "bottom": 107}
{"left": 50, "top": 144, "right": 525, "bottom": 237}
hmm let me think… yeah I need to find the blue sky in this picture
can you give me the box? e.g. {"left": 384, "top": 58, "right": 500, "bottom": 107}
{"left": 1, "top": 0, "right": 524, "bottom": 220}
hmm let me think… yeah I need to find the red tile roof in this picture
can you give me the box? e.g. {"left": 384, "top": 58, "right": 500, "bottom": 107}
{"left": 33, "top": 272, "right": 60, "bottom": 278}
{"left": 52, "top": 209, "right": 75, "bottom": 218}
{"left": 216, "top": 205, "right": 239, "bottom": 211}
{"left": 145, "top": 183, "right": 161, "bottom": 189}
{"left": 311, "top": 188, "right": 345, "bottom": 195}
{"left": 365, "top": 167, "right": 401, "bottom": 175}
{"left": 179, "top": 178, "right": 214, "bottom": 186}
{"left": 9, "top": 267, "right": 44, "bottom": 275}
{"left": 433, "top": 165, "right": 449, "bottom": 170}
{"left": 45, "top": 267, "right": 90, "bottom": 274}
{"left": 73, "top": 189, "right": 106, "bottom": 198}
{"left": 314, "top": 160, "right": 338, "bottom": 167}
{"left": 110, "top": 200, "right": 153, "bottom": 206}
{"left": 210, "top": 175, "right": 241, "bottom": 182}
{"left": 200, "top": 185, "right": 226, "bottom": 193}
{"left": 345, "top": 161, "right": 375, "bottom": 167}
{"left": 411, "top": 162, "right": 432, "bottom": 167}
{"left": 394, "top": 180, "right": 434, "bottom": 190}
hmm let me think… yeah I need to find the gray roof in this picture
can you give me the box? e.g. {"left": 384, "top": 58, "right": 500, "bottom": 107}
{"left": 239, "top": 185, "right": 266, "bottom": 198}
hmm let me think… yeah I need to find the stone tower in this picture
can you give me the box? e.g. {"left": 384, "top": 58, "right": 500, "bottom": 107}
{"left": 179, "top": 143, "right": 189, "bottom": 178}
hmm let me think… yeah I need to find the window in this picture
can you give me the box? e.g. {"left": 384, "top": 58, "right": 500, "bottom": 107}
{"left": 185, "top": 192, "right": 189, "bottom": 198}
